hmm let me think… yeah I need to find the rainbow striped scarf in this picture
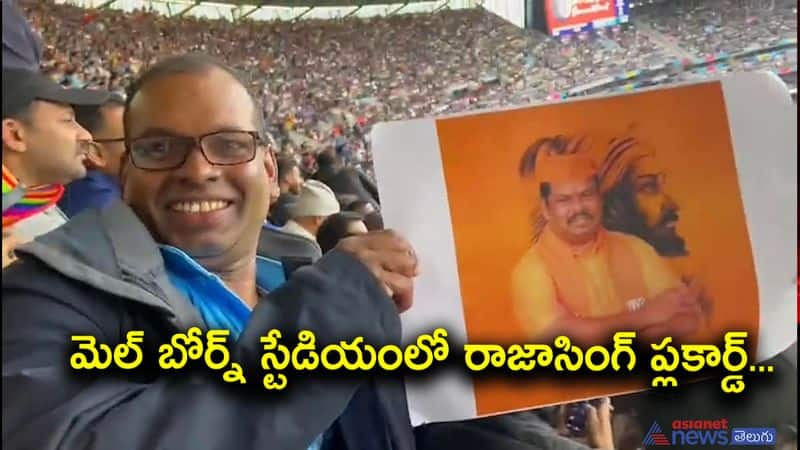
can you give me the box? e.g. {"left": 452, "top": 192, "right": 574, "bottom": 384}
{"left": 2, "top": 165, "right": 64, "bottom": 228}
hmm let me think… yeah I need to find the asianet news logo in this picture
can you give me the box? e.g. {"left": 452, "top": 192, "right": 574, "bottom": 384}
{"left": 643, "top": 420, "right": 776, "bottom": 447}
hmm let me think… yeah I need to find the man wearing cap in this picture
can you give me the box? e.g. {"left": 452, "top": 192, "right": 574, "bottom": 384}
{"left": 281, "top": 179, "right": 341, "bottom": 242}
{"left": 58, "top": 92, "right": 127, "bottom": 217}
{"left": 511, "top": 135, "right": 704, "bottom": 344}
{"left": 2, "top": 68, "right": 109, "bottom": 239}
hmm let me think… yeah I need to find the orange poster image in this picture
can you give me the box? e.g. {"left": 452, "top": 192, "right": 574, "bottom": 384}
{"left": 434, "top": 82, "right": 760, "bottom": 415}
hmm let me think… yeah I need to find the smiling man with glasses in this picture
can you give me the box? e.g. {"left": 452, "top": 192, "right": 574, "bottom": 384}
{"left": 59, "top": 92, "right": 127, "bottom": 217}
{"left": 3, "top": 54, "right": 418, "bottom": 450}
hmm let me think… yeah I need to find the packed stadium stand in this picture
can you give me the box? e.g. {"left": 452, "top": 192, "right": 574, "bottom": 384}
{"left": 21, "top": 0, "right": 798, "bottom": 173}
{"left": 639, "top": 0, "right": 796, "bottom": 57}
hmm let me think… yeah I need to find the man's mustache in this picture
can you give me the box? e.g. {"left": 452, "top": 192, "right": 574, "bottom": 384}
{"left": 568, "top": 211, "right": 594, "bottom": 225}
{"left": 656, "top": 208, "right": 680, "bottom": 227}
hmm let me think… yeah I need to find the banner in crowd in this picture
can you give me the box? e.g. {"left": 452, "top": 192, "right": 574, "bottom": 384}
{"left": 545, "top": 0, "right": 628, "bottom": 36}
{"left": 371, "top": 72, "right": 797, "bottom": 425}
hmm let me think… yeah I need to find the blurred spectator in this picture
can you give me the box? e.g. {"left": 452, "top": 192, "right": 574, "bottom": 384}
{"left": 623, "top": 344, "right": 797, "bottom": 450}
{"left": 281, "top": 179, "right": 340, "bottom": 241}
{"left": 416, "top": 399, "right": 616, "bottom": 450}
{"left": 346, "top": 199, "right": 377, "bottom": 216}
{"left": 316, "top": 211, "right": 368, "bottom": 254}
{"left": 268, "top": 155, "right": 303, "bottom": 226}
{"left": 268, "top": 179, "right": 281, "bottom": 219}
{"left": 337, "top": 193, "right": 361, "bottom": 209}
{"left": 277, "top": 155, "right": 304, "bottom": 195}
{"left": 314, "top": 150, "right": 379, "bottom": 207}
{"left": 299, "top": 147, "right": 318, "bottom": 179}
{"left": 776, "top": 425, "right": 798, "bottom": 450}
{"left": 363, "top": 211, "right": 385, "bottom": 231}
{"left": 59, "top": 92, "right": 125, "bottom": 217}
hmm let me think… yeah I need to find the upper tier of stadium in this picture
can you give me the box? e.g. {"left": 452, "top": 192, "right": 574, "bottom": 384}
{"left": 55, "top": 0, "right": 477, "bottom": 21}
{"left": 31, "top": 0, "right": 796, "bottom": 167}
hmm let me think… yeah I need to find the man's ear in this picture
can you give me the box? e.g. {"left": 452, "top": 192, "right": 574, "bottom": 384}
{"left": 541, "top": 200, "right": 551, "bottom": 221}
{"left": 85, "top": 144, "right": 107, "bottom": 170}
{"left": 269, "top": 178, "right": 280, "bottom": 203}
{"left": 2, "top": 119, "right": 28, "bottom": 154}
{"left": 264, "top": 147, "right": 277, "bottom": 182}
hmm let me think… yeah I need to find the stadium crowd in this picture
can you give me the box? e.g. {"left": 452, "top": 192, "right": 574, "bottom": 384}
{"left": 639, "top": 0, "right": 797, "bottom": 57}
{"left": 1, "top": 0, "right": 797, "bottom": 449}
{"left": 19, "top": 0, "right": 798, "bottom": 174}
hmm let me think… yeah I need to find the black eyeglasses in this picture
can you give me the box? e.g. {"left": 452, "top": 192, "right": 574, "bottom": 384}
{"left": 94, "top": 137, "right": 126, "bottom": 144}
{"left": 127, "top": 130, "right": 267, "bottom": 171}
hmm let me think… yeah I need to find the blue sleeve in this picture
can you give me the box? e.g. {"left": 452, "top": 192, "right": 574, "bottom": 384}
{"left": 2, "top": 249, "right": 405, "bottom": 450}
{"left": 59, "top": 178, "right": 120, "bottom": 218}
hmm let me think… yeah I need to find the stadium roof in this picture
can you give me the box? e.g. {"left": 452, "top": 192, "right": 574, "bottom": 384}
{"left": 227, "top": 0, "right": 432, "bottom": 7}
{"left": 75, "top": 0, "right": 473, "bottom": 20}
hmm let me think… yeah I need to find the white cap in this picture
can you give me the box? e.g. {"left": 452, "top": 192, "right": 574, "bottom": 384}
{"left": 290, "top": 180, "right": 340, "bottom": 218}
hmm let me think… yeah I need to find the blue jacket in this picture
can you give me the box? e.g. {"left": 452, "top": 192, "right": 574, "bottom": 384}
{"left": 58, "top": 171, "right": 121, "bottom": 218}
{"left": 2, "top": 202, "right": 415, "bottom": 450}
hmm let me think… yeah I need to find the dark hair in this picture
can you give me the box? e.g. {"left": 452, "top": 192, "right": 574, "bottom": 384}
{"left": 315, "top": 149, "right": 341, "bottom": 168}
{"left": 316, "top": 212, "right": 365, "bottom": 254}
{"left": 346, "top": 200, "right": 375, "bottom": 215}
{"left": 539, "top": 182, "right": 551, "bottom": 200}
{"left": 74, "top": 92, "right": 125, "bottom": 134}
{"left": 336, "top": 194, "right": 360, "bottom": 209}
{"left": 276, "top": 156, "right": 298, "bottom": 182}
{"left": 518, "top": 135, "right": 572, "bottom": 178}
{"left": 123, "top": 53, "right": 266, "bottom": 141}
{"left": 519, "top": 135, "right": 595, "bottom": 203}
{"left": 603, "top": 168, "right": 686, "bottom": 257}
{"left": 363, "top": 211, "right": 384, "bottom": 231}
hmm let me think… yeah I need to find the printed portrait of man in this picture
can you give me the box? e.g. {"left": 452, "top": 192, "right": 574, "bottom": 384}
{"left": 598, "top": 135, "right": 687, "bottom": 258}
{"left": 597, "top": 133, "right": 713, "bottom": 320}
{"left": 512, "top": 134, "right": 705, "bottom": 344}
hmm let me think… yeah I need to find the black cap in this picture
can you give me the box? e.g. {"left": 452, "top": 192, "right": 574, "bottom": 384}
{"left": 2, "top": 68, "right": 110, "bottom": 118}
{"left": 2, "top": 0, "right": 42, "bottom": 71}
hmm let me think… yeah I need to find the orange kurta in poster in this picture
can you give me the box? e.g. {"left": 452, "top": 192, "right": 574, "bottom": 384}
{"left": 434, "top": 82, "right": 760, "bottom": 415}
